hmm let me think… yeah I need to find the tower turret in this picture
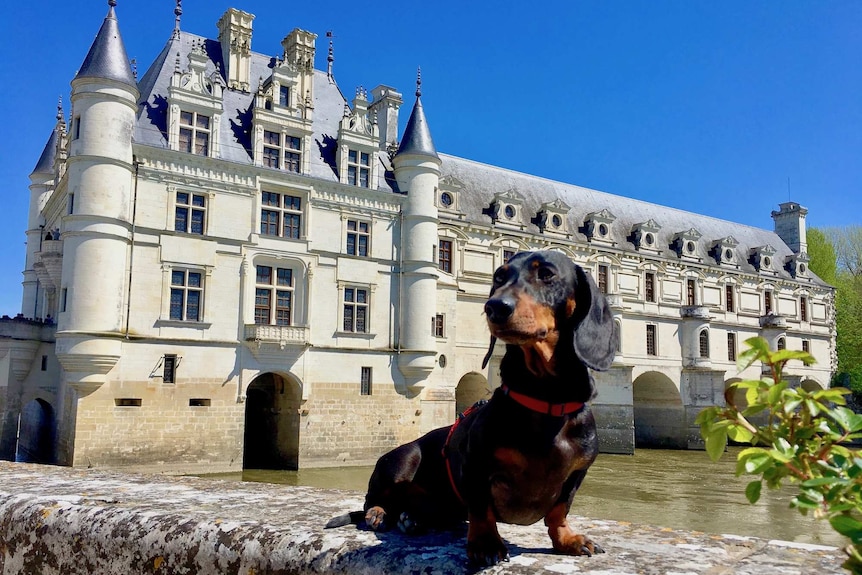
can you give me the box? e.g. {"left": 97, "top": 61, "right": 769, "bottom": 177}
{"left": 393, "top": 71, "right": 441, "bottom": 382}
{"left": 57, "top": 0, "right": 139, "bottom": 396}
{"left": 771, "top": 201, "right": 808, "bottom": 255}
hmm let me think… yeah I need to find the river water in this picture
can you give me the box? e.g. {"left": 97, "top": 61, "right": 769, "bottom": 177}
{"left": 203, "top": 448, "right": 843, "bottom": 547}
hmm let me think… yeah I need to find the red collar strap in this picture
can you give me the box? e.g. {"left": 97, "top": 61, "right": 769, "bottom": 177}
{"left": 501, "top": 384, "right": 585, "bottom": 417}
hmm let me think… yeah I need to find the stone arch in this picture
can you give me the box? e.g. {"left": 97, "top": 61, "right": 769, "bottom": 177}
{"left": 801, "top": 379, "right": 824, "bottom": 392}
{"left": 456, "top": 372, "right": 491, "bottom": 415}
{"left": 243, "top": 372, "right": 302, "bottom": 470}
{"left": 633, "top": 371, "right": 685, "bottom": 448}
{"left": 16, "top": 398, "right": 55, "bottom": 464}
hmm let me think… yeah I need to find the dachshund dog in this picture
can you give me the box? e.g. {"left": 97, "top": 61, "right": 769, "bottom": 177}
{"left": 326, "top": 251, "right": 616, "bottom": 566}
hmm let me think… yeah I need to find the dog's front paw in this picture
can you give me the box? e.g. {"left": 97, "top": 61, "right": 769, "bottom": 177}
{"left": 466, "top": 532, "right": 509, "bottom": 567}
{"left": 552, "top": 533, "right": 604, "bottom": 556}
{"left": 396, "top": 512, "right": 425, "bottom": 535}
{"left": 364, "top": 506, "right": 389, "bottom": 531}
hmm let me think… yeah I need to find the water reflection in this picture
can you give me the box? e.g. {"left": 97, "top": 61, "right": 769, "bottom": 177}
{"left": 201, "top": 448, "right": 843, "bottom": 547}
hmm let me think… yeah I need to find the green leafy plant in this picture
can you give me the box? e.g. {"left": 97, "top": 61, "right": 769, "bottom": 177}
{"left": 697, "top": 337, "right": 862, "bottom": 573}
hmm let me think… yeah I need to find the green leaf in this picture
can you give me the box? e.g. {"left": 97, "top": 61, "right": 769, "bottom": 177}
{"left": 833, "top": 407, "right": 862, "bottom": 433}
{"left": 705, "top": 427, "right": 728, "bottom": 462}
{"left": 727, "top": 424, "right": 755, "bottom": 443}
{"left": 830, "top": 515, "right": 862, "bottom": 543}
{"left": 771, "top": 349, "right": 816, "bottom": 366}
{"left": 745, "top": 480, "right": 763, "bottom": 504}
{"left": 801, "top": 477, "right": 842, "bottom": 488}
{"left": 767, "top": 381, "right": 788, "bottom": 405}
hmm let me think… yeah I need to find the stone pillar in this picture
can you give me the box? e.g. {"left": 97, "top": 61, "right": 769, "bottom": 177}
{"left": 681, "top": 368, "right": 727, "bottom": 450}
{"left": 592, "top": 364, "right": 634, "bottom": 454}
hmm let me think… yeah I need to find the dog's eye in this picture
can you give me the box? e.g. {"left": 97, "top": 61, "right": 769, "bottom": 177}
{"left": 537, "top": 267, "right": 555, "bottom": 282}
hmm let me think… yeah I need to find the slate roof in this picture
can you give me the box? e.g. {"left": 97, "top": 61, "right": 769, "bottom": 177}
{"left": 32, "top": 128, "right": 59, "bottom": 176}
{"left": 129, "top": 22, "right": 825, "bottom": 287}
{"left": 75, "top": 4, "right": 136, "bottom": 88}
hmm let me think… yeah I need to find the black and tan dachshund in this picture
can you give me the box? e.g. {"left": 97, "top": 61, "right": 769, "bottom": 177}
{"left": 326, "top": 250, "right": 616, "bottom": 566}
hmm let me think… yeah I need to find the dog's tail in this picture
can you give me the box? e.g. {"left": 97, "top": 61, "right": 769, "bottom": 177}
{"left": 324, "top": 510, "right": 366, "bottom": 529}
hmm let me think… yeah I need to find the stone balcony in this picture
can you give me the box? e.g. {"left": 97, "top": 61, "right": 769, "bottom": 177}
{"left": 243, "top": 324, "right": 309, "bottom": 360}
{"left": 680, "top": 305, "right": 710, "bottom": 320}
{"left": 759, "top": 313, "right": 787, "bottom": 329}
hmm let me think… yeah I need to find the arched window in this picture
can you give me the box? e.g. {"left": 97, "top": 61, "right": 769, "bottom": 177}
{"left": 777, "top": 337, "right": 786, "bottom": 351}
{"left": 699, "top": 329, "right": 710, "bottom": 358}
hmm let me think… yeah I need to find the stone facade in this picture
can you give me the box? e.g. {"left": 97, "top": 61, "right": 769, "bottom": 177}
{"left": 0, "top": 3, "right": 835, "bottom": 473}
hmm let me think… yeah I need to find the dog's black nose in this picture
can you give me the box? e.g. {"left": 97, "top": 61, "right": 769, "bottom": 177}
{"left": 485, "top": 298, "right": 515, "bottom": 324}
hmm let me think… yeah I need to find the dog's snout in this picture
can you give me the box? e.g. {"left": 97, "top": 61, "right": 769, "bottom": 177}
{"left": 485, "top": 297, "right": 515, "bottom": 324}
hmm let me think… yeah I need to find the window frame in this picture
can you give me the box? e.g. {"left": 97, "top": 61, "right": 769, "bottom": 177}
{"left": 342, "top": 286, "right": 370, "bottom": 334}
{"left": 260, "top": 191, "right": 303, "bottom": 240}
{"left": 346, "top": 149, "right": 371, "bottom": 188}
{"left": 433, "top": 313, "right": 445, "bottom": 338}
{"left": 174, "top": 191, "right": 207, "bottom": 235}
{"left": 725, "top": 284, "right": 735, "bottom": 312}
{"left": 686, "top": 279, "right": 697, "bottom": 306}
{"left": 178, "top": 110, "right": 211, "bottom": 156}
{"left": 360, "top": 366, "right": 372, "bottom": 396}
{"left": 169, "top": 269, "right": 204, "bottom": 322}
{"left": 597, "top": 264, "right": 609, "bottom": 295}
{"left": 727, "top": 332, "right": 737, "bottom": 361}
{"left": 438, "top": 239, "right": 453, "bottom": 273}
{"left": 646, "top": 324, "right": 657, "bottom": 356}
{"left": 346, "top": 219, "right": 371, "bottom": 257}
{"left": 698, "top": 329, "right": 710, "bottom": 358}
{"left": 254, "top": 264, "right": 295, "bottom": 326}
{"left": 764, "top": 290, "right": 773, "bottom": 315}
{"left": 800, "top": 296, "right": 808, "bottom": 322}
{"left": 644, "top": 272, "right": 656, "bottom": 303}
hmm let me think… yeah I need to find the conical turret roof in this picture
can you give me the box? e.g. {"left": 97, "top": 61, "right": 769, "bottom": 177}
{"left": 75, "top": 1, "right": 136, "bottom": 87}
{"left": 396, "top": 71, "right": 438, "bottom": 160}
{"left": 31, "top": 129, "right": 59, "bottom": 176}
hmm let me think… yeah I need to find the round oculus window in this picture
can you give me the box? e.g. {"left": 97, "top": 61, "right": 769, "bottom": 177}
{"left": 724, "top": 249, "right": 733, "bottom": 261}
{"left": 504, "top": 205, "right": 516, "bottom": 219}
{"left": 686, "top": 241, "right": 696, "bottom": 254}
{"left": 598, "top": 223, "right": 609, "bottom": 236}
{"left": 551, "top": 214, "right": 563, "bottom": 228}
{"left": 799, "top": 263, "right": 806, "bottom": 273}
{"left": 438, "top": 354, "right": 447, "bottom": 368}
{"left": 644, "top": 233, "right": 654, "bottom": 246}
{"left": 763, "top": 256, "right": 772, "bottom": 267}
{"left": 440, "top": 192, "right": 453, "bottom": 207}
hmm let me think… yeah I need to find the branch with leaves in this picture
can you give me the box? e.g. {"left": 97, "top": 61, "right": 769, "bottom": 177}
{"left": 697, "top": 337, "right": 862, "bottom": 574}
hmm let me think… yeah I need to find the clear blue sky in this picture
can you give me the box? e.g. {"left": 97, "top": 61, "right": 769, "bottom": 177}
{"left": 1, "top": 1, "right": 859, "bottom": 317}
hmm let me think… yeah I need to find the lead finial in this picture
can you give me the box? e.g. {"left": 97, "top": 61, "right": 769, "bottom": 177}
{"left": 415, "top": 67, "right": 422, "bottom": 98}
{"left": 173, "top": 0, "right": 182, "bottom": 39}
{"left": 108, "top": 0, "right": 117, "bottom": 6}
{"left": 56, "top": 96, "right": 64, "bottom": 122}
{"left": 326, "top": 31, "right": 335, "bottom": 82}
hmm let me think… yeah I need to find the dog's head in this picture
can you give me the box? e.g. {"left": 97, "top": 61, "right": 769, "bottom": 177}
{"left": 482, "top": 251, "right": 616, "bottom": 377}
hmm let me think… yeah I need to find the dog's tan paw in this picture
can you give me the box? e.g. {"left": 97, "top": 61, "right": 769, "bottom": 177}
{"left": 552, "top": 533, "right": 604, "bottom": 556}
{"left": 364, "top": 506, "right": 388, "bottom": 531}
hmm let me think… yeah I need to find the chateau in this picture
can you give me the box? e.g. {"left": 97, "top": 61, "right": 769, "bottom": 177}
{"left": 0, "top": 2, "right": 834, "bottom": 472}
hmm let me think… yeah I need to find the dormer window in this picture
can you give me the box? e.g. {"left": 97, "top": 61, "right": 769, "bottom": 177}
{"left": 751, "top": 245, "right": 777, "bottom": 273}
{"left": 584, "top": 209, "right": 616, "bottom": 244}
{"left": 347, "top": 150, "right": 371, "bottom": 187}
{"left": 438, "top": 176, "right": 464, "bottom": 213}
{"left": 179, "top": 111, "right": 211, "bottom": 156}
{"left": 710, "top": 236, "right": 739, "bottom": 266}
{"left": 785, "top": 253, "right": 810, "bottom": 279}
{"left": 671, "top": 228, "right": 702, "bottom": 261}
{"left": 485, "top": 190, "right": 526, "bottom": 231}
{"left": 631, "top": 219, "right": 662, "bottom": 253}
{"left": 533, "top": 199, "right": 570, "bottom": 236}
{"left": 279, "top": 85, "right": 290, "bottom": 107}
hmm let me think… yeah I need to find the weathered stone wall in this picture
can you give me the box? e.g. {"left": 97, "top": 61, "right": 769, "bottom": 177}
{"left": 0, "top": 462, "right": 846, "bottom": 574}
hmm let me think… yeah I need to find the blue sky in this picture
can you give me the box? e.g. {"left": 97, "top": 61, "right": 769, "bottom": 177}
{"left": 1, "top": 1, "right": 859, "bottom": 317}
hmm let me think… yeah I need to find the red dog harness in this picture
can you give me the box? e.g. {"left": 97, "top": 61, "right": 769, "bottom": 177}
{"left": 442, "top": 387, "right": 585, "bottom": 505}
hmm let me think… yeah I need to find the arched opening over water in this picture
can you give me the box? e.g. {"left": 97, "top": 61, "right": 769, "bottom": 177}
{"left": 801, "top": 379, "right": 823, "bottom": 392}
{"left": 243, "top": 372, "right": 302, "bottom": 470}
{"left": 16, "top": 398, "right": 55, "bottom": 464}
{"left": 633, "top": 372, "right": 685, "bottom": 448}
{"left": 456, "top": 371, "right": 491, "bottom": 415}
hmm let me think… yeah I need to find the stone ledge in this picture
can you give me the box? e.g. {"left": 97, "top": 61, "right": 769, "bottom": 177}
{"left": 0, "top": 461, "right": 847, "bottom": 574}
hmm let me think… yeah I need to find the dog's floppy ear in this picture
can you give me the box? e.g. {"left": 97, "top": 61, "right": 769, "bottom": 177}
{"left": 570, "top": 264, "right": 616, "bottom": 371}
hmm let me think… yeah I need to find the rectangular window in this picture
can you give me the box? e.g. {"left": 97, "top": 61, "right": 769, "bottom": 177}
{"left": 347, "top": 149, "right": 371, "bottom": 187}
{"left": 361, "top": 366, "right": 372, "bottom": 396}
{"left": 646, "top": 324, "right": 657, "bottom": 356}
{"left": 597, "top": 265, "right": 609, "bottom": 295}
{"left": 503, "top": 249, "right": 516, "bottom": 263}
{"left": 800, "top": 296, "right": 808, "bottom": 321}
{"left": 725, "top": 284, "right": 735, "bottom": 312}
{"left": 343, "top": 287, "right": 369, "bottom": 333}
{"left": 764, "top": 291, "right": 773, "bottom": 315}
{"left": 254, "top": 265, "right": 293, "bottom": 326}
{"left": 262, "top": 131, "right": 302, "bottom": 173}
{"left": 163, "top": 354, "right": 177, "bottom": 384}
{"left": 727, "top": 333, "right": 737, "bottom": 361}
{"left": 178, "top": 110, "right": 210, "bottom": 156}
{"left": 439, "top": 239, "right": 453, "bottom": 273}
{"left": 644, "top": 272, "right": 655, "bottom": 302}
{"left": 72, "top": 116, "right": 81, "bottom": 140}
{"left": 169, "top": 270, "right": 203, "bottom": 322}
{"left": 687, "top": 279, "right": 696, "bottom": 306}
{"left": 802, "top": 340, "right": 810, "bottom": 353}
{"left": 41, "top": 355, "right": 48, "bottom": 371}
{"left": 433, "top": 313, "right": 445, "bottom": 337}
{"left": 279, "top": 86, "right": 290, "bottom": 107}
{"left": 175, "top": 191, "right": 207, "bottom": 235}
{"left": 260, "top": 191, "right": 302, "bottom": 239}
{"left": 346, "top": 219, "right": 370, "bottom": 257}
{"left": 68, "top": 193, "right": 74, "bottom": 215}
{"left": 61, "top": 288, "right": 68, "bottom": 312}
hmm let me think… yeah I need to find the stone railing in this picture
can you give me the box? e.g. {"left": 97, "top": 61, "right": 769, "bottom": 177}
{"left": 0, "top": 462, "right": 845, "bottom": 574}
{"left": 244, "top": 324, "right": 309, "bottom": 347}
